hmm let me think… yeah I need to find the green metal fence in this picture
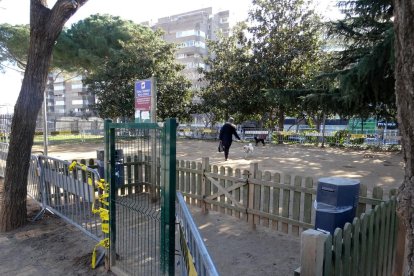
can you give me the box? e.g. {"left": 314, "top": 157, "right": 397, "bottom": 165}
{"left": 105, "top": 119, "right": 176, "bottom": 275}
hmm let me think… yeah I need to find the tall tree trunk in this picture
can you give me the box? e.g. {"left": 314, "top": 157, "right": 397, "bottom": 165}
{"left": 393, "top": 0, "right": 414, "bottom": 274}
{"left": 0, "top": 0, "right": 87, "bottom": 232}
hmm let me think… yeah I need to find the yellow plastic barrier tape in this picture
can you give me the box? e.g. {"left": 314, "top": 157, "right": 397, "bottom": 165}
{"left": 91, "top": 238, "right": 110, "bottom": 269}
{"left": 101, "top": 223, "right": 109, "bottom": 234}
{"left": 92, "top": 207, "right": 109, "bottom": 221}
{"left": 98, "top": 179, "right": 109, "bottom": 191}
{"left": 68, "top": 161, "right": 89, "bottom": 174}
{"left": 98, "top": 194, "right": 109, "bottom": 206}
{"left": 180, "top": 227, "right": 197, "bottom": 276}
{"left": 68, "top": 161, "right": 77, "bottom": 171}
{"left": 88, "top": 173, "right": 93, "bottom": 186}
{"left": 86, "top": 175, "right": 111, "bottom": 269}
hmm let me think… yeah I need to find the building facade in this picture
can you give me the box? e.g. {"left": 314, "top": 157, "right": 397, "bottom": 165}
{"left": 45, "top": 73, "right": 94, "bottom": 120}
{"left": 43, "top": 8, "right": 230, "bottom": 121}
{"left": 152, "top": 8, "right": 230, "bottom": 92}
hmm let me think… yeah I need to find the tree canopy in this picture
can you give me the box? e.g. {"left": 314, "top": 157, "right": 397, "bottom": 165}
{"left": 325, "top": 0, "right": 395, "bottom": 120}
{"left": 0, "top": 14, "right": 193, "bottom": 121}
{"left": 0, "top": 0, "right": 89, "bottom": 232}
{"left": 60, "top": 15, "right": 193, "bottom": 121}
{"left": 196, "top": 22, "right": 254, "bottom": 125}
{"left": 0, "top": 24, "right": 29, "bottom": 72}
{"left": 198, "top": 0, "right": 324, "bottom": 128}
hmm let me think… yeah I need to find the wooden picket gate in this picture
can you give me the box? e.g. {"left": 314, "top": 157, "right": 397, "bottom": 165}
{"left": 298, "top": 196, "right": 398, "bottom": 276}
{"left": 323, "top": 197, "right": 397, "bottom": 275}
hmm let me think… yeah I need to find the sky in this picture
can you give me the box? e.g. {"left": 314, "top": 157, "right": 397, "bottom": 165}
{"left": 0, "top": 0, "right": 341, "bottom": 109}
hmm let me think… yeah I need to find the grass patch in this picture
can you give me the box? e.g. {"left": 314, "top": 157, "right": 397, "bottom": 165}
{"left": 33, "top": 134, "right": 103, "bottom": 145}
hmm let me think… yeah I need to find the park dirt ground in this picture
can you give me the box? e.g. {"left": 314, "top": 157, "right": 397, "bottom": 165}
{"left": 0, "top": 140, "right": 404, "bottom": 275}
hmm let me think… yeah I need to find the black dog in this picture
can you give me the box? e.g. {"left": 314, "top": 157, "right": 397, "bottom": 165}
{"left": 254, "top": 136, "right": 265, "bottom": 146}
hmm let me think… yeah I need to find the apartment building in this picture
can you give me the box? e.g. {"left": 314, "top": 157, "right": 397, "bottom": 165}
{"left": 152, "top": 8, "right": 230, "bottom": 92}
{"left": 43, "top": 8, "right": 230, "bottom": 120}
{"left": 45, "top": 73, "right": 94, "bottom": 120}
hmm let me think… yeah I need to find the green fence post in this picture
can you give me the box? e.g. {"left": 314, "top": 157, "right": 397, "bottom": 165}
{"left": 161, "top": 118, "right": 176, "bottom": 275}
{"left": 105, "top": 119, "right": 117, "bottom": 267}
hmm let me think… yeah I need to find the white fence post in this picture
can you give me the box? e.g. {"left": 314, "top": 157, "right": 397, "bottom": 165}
{"left": 201, "top": 157, "right": 209, "bottom": 214}
{"left": 248, "top": 163, "right": 258, "bottom": 230}
{"left": 299, "top": 229, "right": 329, "bottom": 276}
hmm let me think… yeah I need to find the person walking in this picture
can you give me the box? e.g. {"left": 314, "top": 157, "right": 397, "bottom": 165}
{"left": 219, "top": 117, "right": 241, "bottom": 161}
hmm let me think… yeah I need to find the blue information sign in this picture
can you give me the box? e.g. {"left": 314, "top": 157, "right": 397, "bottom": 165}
{"left": 135, "top": 80, "right": 151, "bottom": 97}
{"left": 134, "top": 79, "right": 153, "bottom": 122}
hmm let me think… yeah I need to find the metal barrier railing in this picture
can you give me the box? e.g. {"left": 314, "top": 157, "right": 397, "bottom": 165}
{"left": 176, "top": 191, "right": 219, "bottom": 276}
{"left": 0, "top": 142, "right": 8, "bottom": 178}
{"left": 1, "top": 142, "right": 218, "bottom": 273}
{"left": 36, "top": 155, "right": 103, "bottom": 241}
{"left": 0, "top": 144, "right": 106, "bottom": 266}
{"left": 27, "top": 155, "right": 42, "bottom": 204}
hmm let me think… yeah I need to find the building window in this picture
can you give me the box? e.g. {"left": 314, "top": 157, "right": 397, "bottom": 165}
{"left": 71, "top": 83, "right": 83, "bottom": 89}
{"left": 194, "top": 41, "right": 205, "bottom": 48}
{"left": 72, "top": 75, "right": 83, "bottom": 81}
{"left": 220, "top": 17, "right": 228, "bottom": 24}
{"left": 72, "top": 100, "right": 84, "bottom": 105}
{"left": 185, "top": 62, "right": 206, "bottom": 69}
{"left": 176, "top": 29, "right": 206, "bottom": 38}
{"left": 54, "top": 84, "right": 65, "bottom": 91}
{"left": 176, "top": 53, "right": 187, "bottom": 59}
{"left": 55, "top": 101, "right": 65, "bottom": 106}
{"left": 178, "top": 40, "right": 206, "bottom": 49}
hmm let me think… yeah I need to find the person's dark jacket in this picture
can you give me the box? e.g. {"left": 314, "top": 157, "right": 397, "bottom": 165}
{"left": 219, "top": 122, "right": 240, "bottom": 146}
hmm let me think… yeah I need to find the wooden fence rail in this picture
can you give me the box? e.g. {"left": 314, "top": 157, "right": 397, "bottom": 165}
{"left": 174, "top": 157, "right": 396, "bottom": 236}
{"left": 68, "top": 154, "right": 401, "bottom": 275}
{"left": 81, "top": 155, "right": 397, "bottom": 237}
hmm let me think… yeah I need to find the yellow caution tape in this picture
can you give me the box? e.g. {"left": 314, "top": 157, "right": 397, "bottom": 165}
{"left": 91, "top": 248, "right": 97, "bottom": 269}
{"left": 101, "top": 223, "right": 109, "bottom": 234}
{"left": 98, "top": 179, "right": 109, "bottom": 191}
{"left": 99, "top": 193, "right": 109, "bottom": 200}
{"left": 89, "top": 177, "right": 111, "bottom": 269}
{"left": 86, "top": 171, "right": 93, "bottom": 186}
{"left": 98, "top": 194, "right": 109, "bottom": 206}
{"left": 68, "top": 161, "right": 77, "bottom": 171}
{"left": 180, "top": 227, "right": 198, "bottom": 276}
{"left": 91, "top": 238, "right": 110, "bottom": 269}
{"left": 68, "top": 161, "right": 88, "bottom": 172}
{"left": 92, "top": 207, "right": 109, "bottom": 221}
{"left": 100, "top": 210, "right": 109, "bottom": 221}
{"left": 100, "top": 238, "right": 110, "bottom": 248}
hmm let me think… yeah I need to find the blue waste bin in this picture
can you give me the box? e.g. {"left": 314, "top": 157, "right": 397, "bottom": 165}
{"left": 96, "top": 150, "right": 124, "bottom": 188}
{"left": 314, "top": 177, "right": 360, "bottom": 235}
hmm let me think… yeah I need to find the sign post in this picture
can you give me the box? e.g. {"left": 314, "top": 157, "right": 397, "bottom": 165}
{"left": 134, "top": 77, "right": 156, "bottom": 123}
{"left": 135, "top": 78, "right": 158, "bottom": 202}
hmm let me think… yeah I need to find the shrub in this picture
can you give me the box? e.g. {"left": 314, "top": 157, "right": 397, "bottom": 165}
{"left": 333, "top": 130, "right": 350, "bottom": 145}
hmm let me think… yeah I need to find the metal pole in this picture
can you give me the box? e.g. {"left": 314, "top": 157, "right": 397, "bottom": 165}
{"left": 43, "top": 90, "right": 48, "bottom": 155}
{"left": 150, "top": 76, "right": 157, "bottom": 123}
{"left": 150, "top": 77, "right": 157, "bottom": 201}
{"left": 321, "top": 113, "right": 326, "bottom": 148}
